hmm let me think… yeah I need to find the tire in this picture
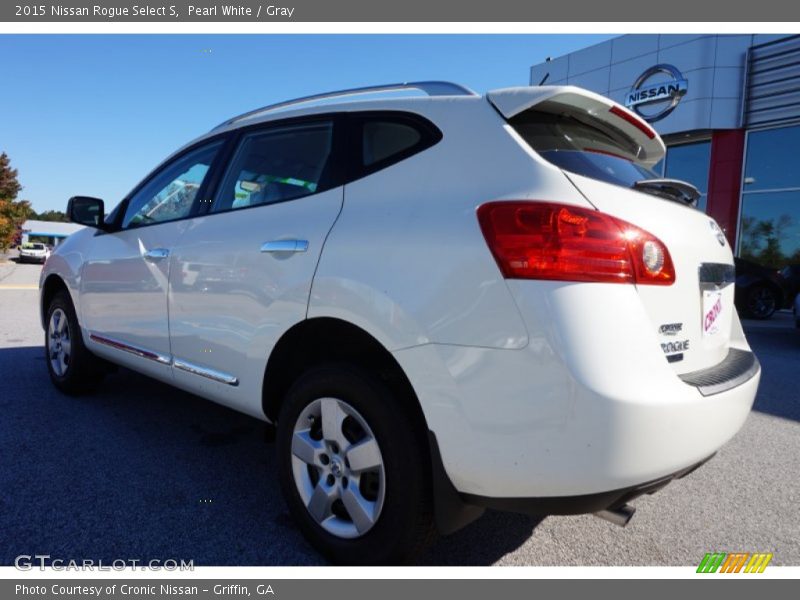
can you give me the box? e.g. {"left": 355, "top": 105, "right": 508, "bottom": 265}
{"left": 276, "top": 363, "right": 435, "bottom": 565}
{"left": 45, "top": 290, "right": 105, "bottom": 395}
{"left": 745, "top": 285, "right": 778, "bottom": 320}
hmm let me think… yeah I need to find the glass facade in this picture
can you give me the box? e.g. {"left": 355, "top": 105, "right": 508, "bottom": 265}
{"left": 740, "top": 125, "right": 800, "bottom": 269}
{"left": 659, "top": 141, "right": 712, "bottom": 213}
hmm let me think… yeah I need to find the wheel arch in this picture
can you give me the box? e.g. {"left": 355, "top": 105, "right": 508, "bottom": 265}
{"left": 261, "top": 316, "right": 483, "bottom": 535}
{"left": 40, "top": 274, "right": 72, "bottom": 328}
{"left": 262, "top": 317, "right": 423, "bottom": 426}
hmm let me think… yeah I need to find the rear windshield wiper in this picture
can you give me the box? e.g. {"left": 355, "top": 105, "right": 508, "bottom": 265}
{"left": 631, "top": 178, "right": 701, "bottom": 208}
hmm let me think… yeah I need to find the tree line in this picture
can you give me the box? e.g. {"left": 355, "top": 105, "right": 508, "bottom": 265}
{"left": 0, "top": 152, "right": 68, "bottom": 254}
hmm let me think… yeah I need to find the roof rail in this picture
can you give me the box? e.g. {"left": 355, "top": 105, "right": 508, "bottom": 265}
{"left": 212, "top": 81, "right": 477, "bottom": 131}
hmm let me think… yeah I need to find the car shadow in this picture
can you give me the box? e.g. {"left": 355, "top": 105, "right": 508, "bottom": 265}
{"left": 420, "top": 511, "right": 543, "bottom": 565}
{"left": 0, "top": 345, "right": 540, "bottom": 566}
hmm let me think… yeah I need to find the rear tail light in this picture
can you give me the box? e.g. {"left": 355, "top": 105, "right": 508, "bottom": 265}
{"left": 477, "top": 201, "right": 675, "bottom": 285}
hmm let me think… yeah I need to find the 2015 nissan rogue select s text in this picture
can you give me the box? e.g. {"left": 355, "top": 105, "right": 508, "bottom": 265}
{"left": 40, "top": 82, "right": 760, "bottom": 564}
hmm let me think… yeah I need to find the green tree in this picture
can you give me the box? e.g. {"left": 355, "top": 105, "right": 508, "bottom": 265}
{"left": 0, "top": 199, "right": 34, "bottom": 253}
{"left": 0, "top": 152, "right": 30, "bottom": 253}
{"left": 739, "top": 214, "right": 794, "bottom": 269}
{"left": 35, "top": 209, "right": 69, "bottom": 222}
{"left": 0, "top": 152, "right": 22, "bottom": 201}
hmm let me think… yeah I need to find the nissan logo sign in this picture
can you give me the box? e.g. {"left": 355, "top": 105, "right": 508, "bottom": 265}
{"left": 625, "top": 64, "right": 688, "bottom": 123}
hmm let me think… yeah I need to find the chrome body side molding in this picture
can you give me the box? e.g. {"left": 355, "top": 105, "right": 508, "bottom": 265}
{"left": 89, "top": 333, "right": 239, "bottom": 386}
{"left": 173, "top": 358, "right": 240, "bottom": 387}
{"left": 89, "top": 333, "right": 172, "bottom": 365}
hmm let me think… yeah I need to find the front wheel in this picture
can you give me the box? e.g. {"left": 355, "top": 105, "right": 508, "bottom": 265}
{"left": 45, "top": 290, "right": 105, "bottom": 394}
{"left": 276, "top": 364, "right": 435, "bottom": 565}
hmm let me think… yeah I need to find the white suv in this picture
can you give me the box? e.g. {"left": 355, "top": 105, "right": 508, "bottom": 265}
{"left": 20, "top": 242, "right": 51, "bottom": 264}
{"left": 41, "top": 82, "right": 760, "bottom": 564}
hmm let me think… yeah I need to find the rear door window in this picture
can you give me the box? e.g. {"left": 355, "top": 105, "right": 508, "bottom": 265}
{"left": 212, "top": 120, "right": 335, "bottom": 212}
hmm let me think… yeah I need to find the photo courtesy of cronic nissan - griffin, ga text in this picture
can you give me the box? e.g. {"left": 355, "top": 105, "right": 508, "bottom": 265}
{"left": 39, "top": 82, "right": 761, "bottom": 564}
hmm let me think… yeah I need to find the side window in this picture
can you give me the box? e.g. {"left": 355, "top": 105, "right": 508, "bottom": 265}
{"left": 213, "top": 121, "right": 334, "bottom": 213}
{"left": 122, "top": 141, "right": 222, "bottom": 228}
{"left": 362, "top": 121, "right": 422, "bottom": 167}
{"left": 351, "top": 114, "right": 441, "bottom": 179}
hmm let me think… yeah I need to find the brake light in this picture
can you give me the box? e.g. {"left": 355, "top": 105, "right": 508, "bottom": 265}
{"left": 609, "top": 105, "right": 657, "bottom": 140}
{"left": 477, "top": 201, "right": 675, "bottom": 285}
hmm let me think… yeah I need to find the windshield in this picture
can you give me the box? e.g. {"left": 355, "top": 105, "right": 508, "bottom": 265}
{"left": 509, "top": 109, "right": 659, "bottom": 188}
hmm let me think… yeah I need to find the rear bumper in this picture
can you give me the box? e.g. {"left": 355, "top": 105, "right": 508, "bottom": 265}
{"left": 393, "top": 282, "right": 760, "bottom": 499}
{"left": 679, "top": 348, "right": 760, "bottom": 396}
{"left": 462, "top": 454, "right": 715, "bottom": 516}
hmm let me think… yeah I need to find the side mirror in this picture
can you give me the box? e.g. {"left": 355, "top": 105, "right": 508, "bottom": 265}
{"left": 67, "top": 196, "right": 107, "bottom": 230}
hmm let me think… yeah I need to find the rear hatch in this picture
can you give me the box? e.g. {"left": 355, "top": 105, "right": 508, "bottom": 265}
{"left": 488, "top": 86, "right": 736, "bottom": 374}
{"left": 22, "top": 244, "right": 46, "bottom": 255}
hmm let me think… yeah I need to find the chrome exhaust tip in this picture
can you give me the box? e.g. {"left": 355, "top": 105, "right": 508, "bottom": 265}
{"left": 595, "top": 504, "right": 636, "bottom": 527}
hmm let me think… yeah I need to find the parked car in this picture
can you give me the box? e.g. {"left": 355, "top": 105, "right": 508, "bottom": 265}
{"left": 795, "top": 292, "right": 800, "bottom": 329}
{"left": 19, "top": 242, "right": 51, "bottom": 264}
{"left": 40, "top": 82, "right": 760, "bottom": 564}
{"left": 779, "top": 264, "right": 800, "bottom": 310}
{"left": 734, "top": 257, "right": 787, "bottom": 320}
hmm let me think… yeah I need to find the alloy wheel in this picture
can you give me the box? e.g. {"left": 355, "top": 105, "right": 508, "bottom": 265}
{"left": 748, "top": 287, "right": 776, "bottom": 318}
{"left": 290, "top": 397, "right": 385, "bottom": 539}
{"left": 48, "top": 307, "right": 72, "bottom": 377}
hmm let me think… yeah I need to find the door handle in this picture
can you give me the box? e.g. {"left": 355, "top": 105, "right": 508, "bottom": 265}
{"left": 260, "top": 240, "right": 309, "bottom": 253}
{"left": 143, "top": 248, "right": 170, "bottom": 262}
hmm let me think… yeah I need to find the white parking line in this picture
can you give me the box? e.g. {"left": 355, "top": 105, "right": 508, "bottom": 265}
{"left": 0, "top": 284, "right": 38, "bottom": 290}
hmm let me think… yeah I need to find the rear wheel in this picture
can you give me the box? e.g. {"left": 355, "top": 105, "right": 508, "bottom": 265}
{"left": 276, "top": 364, "right": 435, "bottom": 564}
{"left": 45, "top": 290, "right": 105, "bottom": 394}
{"left": 745, "top": 285, "right": 778, "bottom": 320}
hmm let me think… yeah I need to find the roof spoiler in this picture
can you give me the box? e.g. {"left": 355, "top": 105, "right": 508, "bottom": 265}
{"left": 487, "top": 86, "right": 666, "bottom": 166}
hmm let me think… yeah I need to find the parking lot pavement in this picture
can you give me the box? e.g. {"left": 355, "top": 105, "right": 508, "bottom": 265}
{"left": 1, "top": 259, "right": 799, "bottom": 566}
{"left": 0, "top": 254, "right": 41, "bottom": 288}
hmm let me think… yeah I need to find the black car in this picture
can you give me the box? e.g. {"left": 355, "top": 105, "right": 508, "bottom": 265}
{"left": 779, "top": 264, "right": 800, "bottom": 308}
{"left": 734, "top": 257, "right": 791, "bottom": 320}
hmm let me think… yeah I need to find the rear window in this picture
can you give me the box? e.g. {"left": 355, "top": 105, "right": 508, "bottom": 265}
{"left": 509, "top": 108, "right": 658, "bottom": 188}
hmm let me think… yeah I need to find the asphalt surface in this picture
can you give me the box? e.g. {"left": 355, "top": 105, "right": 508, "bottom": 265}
{"left": 1, "top": 259, "right": 799, "bottom": 566}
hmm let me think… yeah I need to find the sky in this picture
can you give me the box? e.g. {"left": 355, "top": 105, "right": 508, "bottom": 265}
{"left": 0, "top": 34, "right": 613, "bottom": 213}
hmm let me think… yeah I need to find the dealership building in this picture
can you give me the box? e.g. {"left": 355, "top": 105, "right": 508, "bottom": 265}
{"left": 530, "top": 34, "right": 800, "bottom": 270}
{"left": 20, "top": 219, "right": 84, "bottom": 247}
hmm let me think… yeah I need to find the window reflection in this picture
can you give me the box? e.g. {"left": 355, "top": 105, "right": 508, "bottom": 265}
{"left": 664, "top": 140, "right": 711, "bottom": 213}
{"left": 740, "top": 126, "right": 800, "bottom": 270}
{"left": 664, "top": 142, "right": 711, "bottom": 193}
{"left": 743, "top": 125, "right": 800, "bottom": 191}
{"left": 739, "top": 191, "right": 800, "bottom": 269}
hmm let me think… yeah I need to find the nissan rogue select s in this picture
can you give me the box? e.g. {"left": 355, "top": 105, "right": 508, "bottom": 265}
{"left": 40, "top": 81, "right": 760, "bottom": 564}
